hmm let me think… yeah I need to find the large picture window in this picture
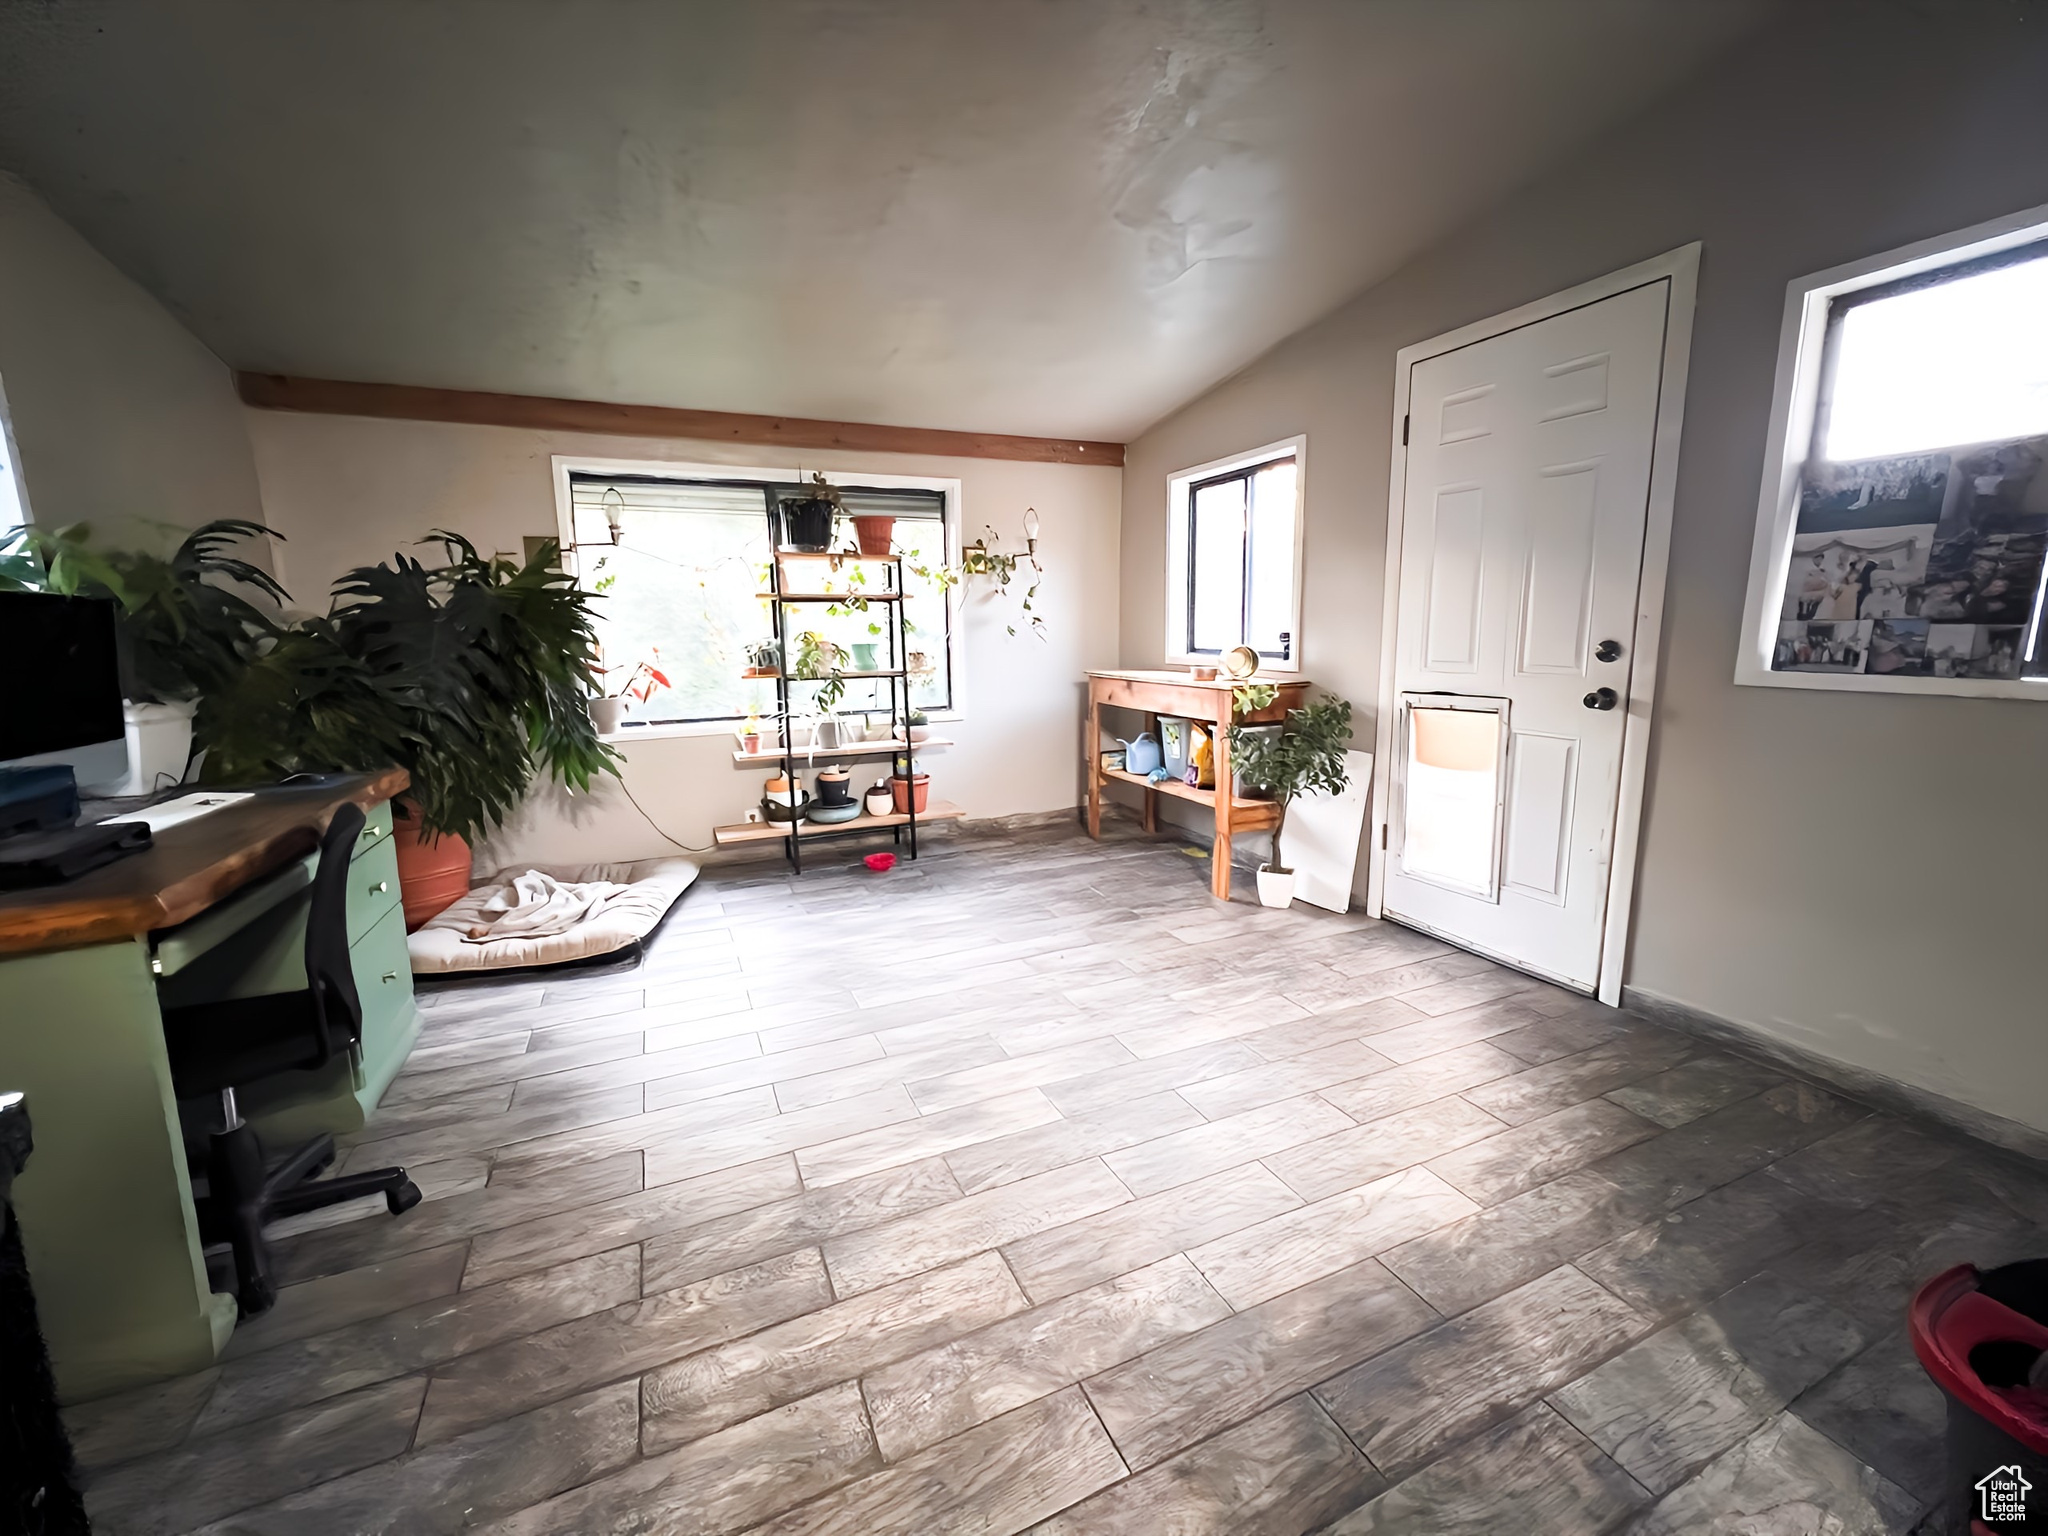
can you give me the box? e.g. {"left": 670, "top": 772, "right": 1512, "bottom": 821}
{"left": 1165, "top": 437, "right": 1306, "bottom": 671}
{"left": 563, "top": 469, "right": 955, "bottom": 726}
{"left": 1737, "top": 209, "right": 2048, "bottom": 698}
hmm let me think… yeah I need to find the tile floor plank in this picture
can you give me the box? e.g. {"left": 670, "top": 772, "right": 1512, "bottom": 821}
{"left": 863, "top": 1254, "right": 1231, "bottom": 1461}
{"left": 1081, "top": 1258, "right": 1440, "bottom": 1471}
{"left": 743, "top": 1387, "right": 1126, "bottom": 1536}
{"left": 415, "top": 1247, "right": 836, "bottom": 1446}
{"left": 639, "top": 1250, "right": 1029, "bottom": 1452}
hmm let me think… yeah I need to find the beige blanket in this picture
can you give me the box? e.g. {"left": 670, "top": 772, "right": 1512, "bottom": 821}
{"left": 461, "top": 870, "right": 633, "bottom": 942}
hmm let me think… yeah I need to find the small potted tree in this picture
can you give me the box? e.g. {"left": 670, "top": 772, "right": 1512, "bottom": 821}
{"left": 1225, "top": 689, "right": 1353, "bottom": 909}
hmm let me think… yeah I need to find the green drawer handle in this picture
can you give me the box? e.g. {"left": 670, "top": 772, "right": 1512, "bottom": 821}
{"left": 370, "top": 880, "right": 389, "bottom": 894}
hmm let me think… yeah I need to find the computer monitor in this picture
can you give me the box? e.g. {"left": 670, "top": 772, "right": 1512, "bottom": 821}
{"left": 0, "top": 590, "right": 129, "bottom": 789}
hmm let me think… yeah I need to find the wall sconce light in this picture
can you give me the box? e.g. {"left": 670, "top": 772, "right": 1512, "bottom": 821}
{"left": 1022, "top": 505, "right": 1040, "bottom": 555}
{"left": 601, "top": 485, "right": 625, "bottom": 545}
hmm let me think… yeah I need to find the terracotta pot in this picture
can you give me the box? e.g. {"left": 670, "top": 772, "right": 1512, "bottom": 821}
{"left": 851, "top": 516, "right": 895, "bottom": 558}
{"left": 390, "top": 798, "right": 472, "bottom": 931}
{"left": 890, "top": 772, "right": 930, "bottom": 815}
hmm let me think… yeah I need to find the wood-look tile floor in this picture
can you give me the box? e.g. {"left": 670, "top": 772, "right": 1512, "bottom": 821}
{"left": 67, "top": 818, "right": 2048, "bottom": 1535}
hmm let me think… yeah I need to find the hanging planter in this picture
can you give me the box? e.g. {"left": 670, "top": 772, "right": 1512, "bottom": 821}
{"left": 776, "top": 472, "right": 845, "bottom": 553}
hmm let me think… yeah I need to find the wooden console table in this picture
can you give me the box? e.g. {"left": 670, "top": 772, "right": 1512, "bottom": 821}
{"left": 1084, "top": 669, "right": 1309, "bottom": 900}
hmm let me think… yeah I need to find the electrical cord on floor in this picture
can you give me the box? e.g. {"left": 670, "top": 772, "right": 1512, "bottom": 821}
{"left": 617, "top": 777, "right": 719, "bottom": 854}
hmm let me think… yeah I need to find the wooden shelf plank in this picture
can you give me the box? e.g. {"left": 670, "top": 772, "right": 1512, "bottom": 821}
{"left": 712, "top": 798, "right": 966, "bottom": 846}
{"left": 761, "top": 591, "right": 905, "bottom": 602}
{"left": 1099, "top": 765, "right": 1279, "bottom": 819}
{"left": 732, "top": 737, "right": 951, "bottom": 765}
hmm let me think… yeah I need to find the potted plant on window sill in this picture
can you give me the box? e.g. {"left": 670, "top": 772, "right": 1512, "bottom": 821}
{"left": 593, "top": 649, "right": 670, "bottom": 736}
{"left": 1224, "top": 687, "right": 1353, "bottom": 910}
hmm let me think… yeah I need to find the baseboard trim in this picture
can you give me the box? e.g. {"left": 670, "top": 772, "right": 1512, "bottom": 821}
{"left": 1622, "top": 985, "right": 2048, "bottom": 1166}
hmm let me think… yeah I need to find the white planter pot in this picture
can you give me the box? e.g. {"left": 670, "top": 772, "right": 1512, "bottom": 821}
{"left": 589, "top": 696, "right": 628, "bottom": 736}
{"left": 864, "top": 789, "right": 894, "bottom": 817}
{"left": 109, "top": 700, "right": 196, "bottom": 797}
{"left": 1256, "top": 865, "right": 1296, "bottom": 910}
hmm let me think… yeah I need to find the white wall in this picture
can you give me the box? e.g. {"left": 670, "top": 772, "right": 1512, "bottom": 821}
{"left": 0, "top": 175, "right": 266, "bottom": 551}
{"left": 245, "top": 409, "right": 1120, "bottom": 867}
{"left": 1120, "top": 4, "right": 2048, "bottom": 1139}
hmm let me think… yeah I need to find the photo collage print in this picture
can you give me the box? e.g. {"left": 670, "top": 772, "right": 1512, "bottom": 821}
{"left": 1774, "top": 434, "right": 2047, "bottom": 679}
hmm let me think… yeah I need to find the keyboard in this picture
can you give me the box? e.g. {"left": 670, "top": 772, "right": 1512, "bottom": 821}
{"left": 107, "top": 791, "right": 253, "bottom": 834}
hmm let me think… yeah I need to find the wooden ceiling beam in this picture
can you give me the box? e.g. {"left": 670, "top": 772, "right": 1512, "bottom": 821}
{"left": 235, "top": 373, "right": 1125, "bottom": 467}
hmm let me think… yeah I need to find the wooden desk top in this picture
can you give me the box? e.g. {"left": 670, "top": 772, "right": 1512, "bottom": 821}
{"left": 0, "top": 769, "right": 409, "bottom": 957}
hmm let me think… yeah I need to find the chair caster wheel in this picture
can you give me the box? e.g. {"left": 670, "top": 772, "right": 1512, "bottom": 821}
{"left": 387, "top": 1178, "right": 423, "bottom": 1216}
{"left": 238, "top": 1275, "right": 277, "bottom": 1319}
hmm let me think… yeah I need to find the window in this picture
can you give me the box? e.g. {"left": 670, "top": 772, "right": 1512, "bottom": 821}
{"left": 0, "top": 372, "right": 29, "bottom": 540}
{"left": 562, "top": 468, "right": 955, "bottom": 727}
{"left": 1737, "top": 209, "right": 2048, "bottom": 698}
{"left": 1166, "top": 437, "right": 1306, "bottom": 670}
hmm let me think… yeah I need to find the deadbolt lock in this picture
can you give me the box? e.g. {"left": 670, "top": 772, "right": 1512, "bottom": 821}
{"left": 1595, "top": 639, "right": 1623, "bottom": 663}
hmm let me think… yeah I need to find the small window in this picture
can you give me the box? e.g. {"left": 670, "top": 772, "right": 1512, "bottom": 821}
{"left": 1737, "top": 212, "right": 2048, "bottom": 698}
{"left": 1166, "top": 438, "right": 1305, "bottom": 670}
{"left": 564, "top": 471, "right": 955, "bottom": 726}
{"left": 0, "top": 372, "right": 30, "bottom": 540}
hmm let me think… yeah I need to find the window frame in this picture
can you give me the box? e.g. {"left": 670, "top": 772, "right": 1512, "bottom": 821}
{"left": 1735, "top": 202, "right": 2048, "bottom": 700}
{"left": 551, "top": 455, "right": 965, "bottom": 738}
{"left": 1163, "top": 434, "right": 1307, "bottom": 673}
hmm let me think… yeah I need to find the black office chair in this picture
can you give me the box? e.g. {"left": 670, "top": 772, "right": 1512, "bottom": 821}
{"left": 162, "top": 802, "right": 421, "bottom": 1316}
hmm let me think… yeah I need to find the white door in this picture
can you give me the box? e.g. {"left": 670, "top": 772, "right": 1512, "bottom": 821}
{"left": 1381, "top": 279, "right": 1670, "bottom": 992}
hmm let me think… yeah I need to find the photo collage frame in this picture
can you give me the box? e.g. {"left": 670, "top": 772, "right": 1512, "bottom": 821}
{"left": 1773, "top": 435, "right": 2048, "bottom": 680}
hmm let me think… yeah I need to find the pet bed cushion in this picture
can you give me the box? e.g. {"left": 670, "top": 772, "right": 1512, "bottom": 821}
{"left": 407, "top": 858, "right": 698, "bottom": 974}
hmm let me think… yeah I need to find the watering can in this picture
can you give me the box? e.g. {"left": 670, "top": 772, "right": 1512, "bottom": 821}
{"left": 1118, "top": 731, "right": 1162, "bottom": 775}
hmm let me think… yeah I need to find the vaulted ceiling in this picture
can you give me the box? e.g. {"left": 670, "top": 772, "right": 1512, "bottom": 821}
{"left": 0, "top": 1, "right": 1770, "bottom": 440}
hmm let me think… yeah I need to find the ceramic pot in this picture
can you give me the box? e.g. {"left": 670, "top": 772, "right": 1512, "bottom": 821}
{"left": 850, "top": 642, "right": 880, "bottom": 671}
{"left": 815, "top": 767, "right": 853, "bottom": 807}
{"left": 777, "top": 497, "right": 835, "bottom": 553}
{"left": 1256, "top": 865, "right": 1296, "bottom": 910}
{"left": 391, "top": 797, "right": 473, "bottom": 931}
{"left": 589, "top": 696, "right": 627, "bottom": 736}
{"left": 851, "top": 515, "right": 894, "bottom": 558}
{"left": 891, "top": 772, "right": 930, "bottom": 815}
{"left": 894, "top": 724, "right": 931, "bottom": 744}
{"left": 107, "top": 699, "right": 197, "bottom": 797}
{"left": 864, "top": 786, "right": 894, "bottom": 816}
{"left": 741, "top": 732, "right": 760, "bottom": 755}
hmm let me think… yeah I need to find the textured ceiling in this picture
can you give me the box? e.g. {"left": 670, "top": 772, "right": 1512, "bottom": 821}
{"left": 0, "top": 0, "right": 1769, "bottom": 440}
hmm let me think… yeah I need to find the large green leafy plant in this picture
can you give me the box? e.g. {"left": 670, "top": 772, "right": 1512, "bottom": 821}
{"left": 1225, "top": 686, "right": 1354, "bottom": 875}
{"left": 4, "top": 520, "right": 616, "bottom": 845}
{"left": 0, "top": 518, "right": 284, "bottom": 702}
{"left": 206, "top": 534, "right": 616, "bottom": 842}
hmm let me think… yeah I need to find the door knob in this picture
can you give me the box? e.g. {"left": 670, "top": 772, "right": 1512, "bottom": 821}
{"left": 1595, "top": 639, "right": 1623, "bottom": 663}
{"left": 371, "top": 880, "right": 388, "bottom": 893}
{"left": 1583, "top": 688, "right": 1618, "bottom": 711}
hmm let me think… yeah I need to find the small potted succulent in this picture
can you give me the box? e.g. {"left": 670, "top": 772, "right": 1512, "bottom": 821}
{"left": 742, "top": 639, "right": 781, "bottom": 678}
{"left": 890, "top": 752, "right": 930, "bottom": 814}
{"left": 895, "top": 709, "right": 930, "bottom": 744}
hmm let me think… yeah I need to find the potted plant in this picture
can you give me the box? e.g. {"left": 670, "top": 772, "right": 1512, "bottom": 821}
{"left": 1224, "top": 688, "right": 1353, "bottom": 910}
{"left": 776, "top": 472, "right": 843, "bottom": 553}
{"left": 793, "top": 629, "right": 846, "bottom": 712}
{"left": 201, "top": 534, "right": 616, "bottom": 929}
{"left": 593, "top": 647, "right": 669, "bottom": 735}
{"left": 890, "top": 751, "right": 930, "bottom": 814}
{"left": 741, "top": 707, "right": 762, "bottom": 756}
{"left": 864, "top": 779, "right": 894, "bottom": 816}
{"left": 850, "top": 513, "right": 894, "bottom": 558}
{"left": 742, "top": 638, "right": 781, "bottom": 678}
{"left": 1, "top": 518, "right": 286, "bottom": 793}
{"left": 895, "top": 710, "right": 930, "bottom": 743}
